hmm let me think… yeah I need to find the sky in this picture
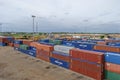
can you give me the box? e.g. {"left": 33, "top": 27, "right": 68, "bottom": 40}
{"left": 0, "top": 0, "right": 120, "bottom": 33}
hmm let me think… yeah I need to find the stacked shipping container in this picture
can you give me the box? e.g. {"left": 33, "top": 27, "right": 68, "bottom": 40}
{"left": 2, "top": 37, "right": 120, "bottom": 80}
{"left": 50, "top": 45, "right": 74, "bottom": 69}
{"left": 70, "top": 49, "right": 104, "bottom": 80}
{"left": 104, "top": 52, "right": 120, "bottom": 80}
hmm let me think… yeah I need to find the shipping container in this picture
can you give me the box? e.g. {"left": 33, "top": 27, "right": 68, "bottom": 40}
{"left": 37, "top": 49, "right": 50, "bottom": 56}
{"left": 105, "top": 62, "right": 120, "bottom": 74}
{"left": 74, "top": 42, "right": 95, "bottom": 50}
{"left": 14, "top": 40, "right": 23, "bottom": 44}
{"left": 27, "top": 50, "right": 36, "bottom": 57}
{"left": 30, "top": 42, "right": 54, "bottom": 52}
{"left": 62, "top": 41, "right": 75, "bottom": 47}
{"left": 22, "top": 40, "right": 33, "bottom": 45}
{"left": 97, "top": 41, "right": 107, "bottom": 45}
{"left": 70, "top": 49, "right": 104, "bottom": 64}
{"left": 105, "top": 70, "right": 120, "bottom": 80}
{"left": 0, "top": 42, "right": 6, "bottom": 46}
{"left": 93, "top": 45, "right": 120, "bottom": 53}
{"left": 70, "top": 59, "right": 103, "bottom": 73}
{"left": 14, "top": 44, "right": 20, "bottom": 48}
{"left": 51, "top": 51, "right": 70, "bottom": 62}
{"left": 29, "top": 46, "right": 36, "bottom": 51}
{"left": 70, "top": 64, "right": 103, "bottom": 80}
{"left": 50, "top": 57, "right": 69, "bottom": 69}
{"left": 19, "top": 44, "right": 29, "bottom": 50}
{"left": 37, "top": 54, "right": 50, "bottom": 62}
{"left": 54, "top": 45, "right": 74, "bottom": 54}
{"left": 105, "top": 52, "right": 120, "bottom": 65}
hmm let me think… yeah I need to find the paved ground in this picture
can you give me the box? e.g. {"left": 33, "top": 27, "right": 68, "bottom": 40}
{"left": 0, "top": 46, "right": 94, "bottom": 80}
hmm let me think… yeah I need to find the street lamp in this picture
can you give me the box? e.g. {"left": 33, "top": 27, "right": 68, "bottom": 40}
{"left": 0, "top": 23, "right": 2, "bottom": 35}
{"left": 32, "top": 15, "right": 36, "bottom": 40}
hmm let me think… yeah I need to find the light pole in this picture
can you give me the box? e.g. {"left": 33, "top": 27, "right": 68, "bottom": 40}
{"left": 32, "top": 15, "right": 36, "bottom": 40}
{"left": 0, "top": 23, "right": 2, "bottom": 35}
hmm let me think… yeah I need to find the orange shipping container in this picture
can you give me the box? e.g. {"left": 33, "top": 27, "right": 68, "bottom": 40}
{"left": 30, "top": 42, "right": 54, "bottom": 52}
{"left": 93, "top": 45, "right": 120, "bottom": 53}
{"left": 22, "top": 40, "right": 33, "bottom": 45}
{"left": 105, "top": 62, "right": 120, "bottom": 74}
{"left": 36, "top": 54, "right": 50, "bottom": 62}
{"left": 97, "top": 41, "right": 107, "bottom": 45}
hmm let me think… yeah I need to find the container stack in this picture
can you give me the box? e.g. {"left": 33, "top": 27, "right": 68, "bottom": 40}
{"left": 0, "top": 36, "right": 14, "bottom": 46}
{"left": 39, "top": 39, "right": 62, "bottom": 46}
{"left": 104, "top": 52, "right": 120, "bottom": 80}
{"left": 14, "top": 40, "right": 23, "bottom": 50}
{"left": 30, "top": 42, "right": 54, "bottom": 62}
{"left": 14, "top": 40, "right": 36, "bottom": 57}
{"left": 50, "top": 45, "right": 74, "bottom": 69}
{"left": 70, "top": 49, "right": 104, "bottom": 80}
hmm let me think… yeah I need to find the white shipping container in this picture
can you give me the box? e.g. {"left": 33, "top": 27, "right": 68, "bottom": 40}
{"left": 54, "top": 45, "right": 74, "bottom": 54}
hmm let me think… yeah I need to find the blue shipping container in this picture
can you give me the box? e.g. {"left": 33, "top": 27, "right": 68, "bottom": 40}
{"left": 27, "top": 50, "right": 36, "bottom": 57}
{"left": 14, "top": 40, "right": 23, "bottom": 44}
{"left": 108, "top": 42, "right": 120, "bottom": 47}
{"left": 62, "top": 41, "right": 75, "bottom": 47}
{"left": 105, "top": 52, "right": 120, "bottom": 65}
{"left": 75, "top": 42, "right": 95, "bottom": 50}
{"left": 39, "top": 39, "right": 49, "bottom": 43}
{"left": 50, "top": 57, "right": 69, "bottom": 69}
{"left": 29, "top": 46, "right": 36, "bottom": 51}
{"left": 0, "top": 42, "right": 6, "bottom": 46}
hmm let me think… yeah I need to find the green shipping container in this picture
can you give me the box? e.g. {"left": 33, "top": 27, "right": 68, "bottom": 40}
{"left": 19, "top": 45, "right": 29, "bottom": 50}
{"left": 105, "top": 70, "right": 120, "bottom": 80}
{"left": 49, "top": 40, "right": 62, "bottom": 45}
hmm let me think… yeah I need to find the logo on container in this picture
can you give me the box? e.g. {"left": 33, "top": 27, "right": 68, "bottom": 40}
{"left": 79, "top": 44, "right": 87, "bottom": 48}
{"left": 29, "top": 52, "right": 33, "bottom": 55}
{"left": 55, "top": 60, "right": 63, "bottom": 65}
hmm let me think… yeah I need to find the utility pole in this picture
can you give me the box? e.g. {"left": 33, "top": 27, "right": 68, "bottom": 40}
{"left": 32, "top": 15, "right": 36, "bottom": 40}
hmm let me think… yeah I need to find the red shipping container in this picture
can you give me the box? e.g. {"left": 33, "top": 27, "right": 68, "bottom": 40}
{"left": 14, "top": 44, "right": 20, "bottom": 48}
{"left": 70, "top": 59, "right": 103, "bottom": 73}
{"left": 50, "top": 53, "right": 70, "bottom": 62}
{"left": 70, "top": 64, "right": 103, "bottom": 80}
{"left": 70, "top": 49, "right": 104, "bottom": 64}
{"left": 37, "top": 49, "right": 50, "bottom": 56}
{"left": 36, "top": 55, "right": 50, "bottom": 62}
{"left": 105, "top": 62, "right": 120, "bottom": 74}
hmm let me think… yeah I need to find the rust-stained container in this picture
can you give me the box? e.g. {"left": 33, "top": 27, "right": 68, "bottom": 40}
{"left": 37, "top": 49, "right": 50, "bottom": 56}
{"left": 93, "top": 45, "right": 120, "bottom": 53}
{"left": 70, "top": 64, "right": 103, "bottom": 80}
{"left": 105, "top": 62, "right": 120, "bottom": 74}
{"left": 22, "top": 40, "right": 33, "bottom": 46}
{"left": 50, "top": 52, "right": 70, "bottom": 62}
{"left": 14, "top": 44, "right": 20, "bottom": 48}
{"left": 70, "top": 49, "right": 104, "bottom": 64}
{"left": 30, "top": 42, "right": 54, "bottom": 52}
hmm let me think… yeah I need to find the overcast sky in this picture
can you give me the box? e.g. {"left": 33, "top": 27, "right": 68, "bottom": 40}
{"left": 0, "top": 0, "right": 120, "bottom": 32}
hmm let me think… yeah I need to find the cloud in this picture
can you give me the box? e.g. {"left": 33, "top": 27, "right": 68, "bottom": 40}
{"left": 0, "top": 0, "right": 120, "bottom": 32}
